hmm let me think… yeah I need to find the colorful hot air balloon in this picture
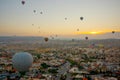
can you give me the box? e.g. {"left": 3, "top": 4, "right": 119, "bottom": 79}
{"left": 21, "top": 0, "right": 25, "bottom": 5}
{"left": 80, "top": 17, "right": 84, "bottom": 21}
{"left": 12, "top": 52, "right": 33, "bottom": 72}
{"left": 44, "top": 37, "right": 48, "bottom": 42}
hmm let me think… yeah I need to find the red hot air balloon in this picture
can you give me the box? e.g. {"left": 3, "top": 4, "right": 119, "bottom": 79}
{"left": 21, "top": 0, "right": 25, "bottom": 5}
{"left": 44, "top": 37, "right": 48, "bottom": 42}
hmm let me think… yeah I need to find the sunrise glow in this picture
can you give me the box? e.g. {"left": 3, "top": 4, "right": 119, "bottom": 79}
{"left": 0, "top": 0, "right": 120, "bottom": 39}
{"left": 90, "top": 32, "right": 100, "bottom": 34}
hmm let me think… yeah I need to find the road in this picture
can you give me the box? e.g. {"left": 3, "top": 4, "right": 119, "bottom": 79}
{"left": 55, "top": 61, "right": 71, "bottom": 80}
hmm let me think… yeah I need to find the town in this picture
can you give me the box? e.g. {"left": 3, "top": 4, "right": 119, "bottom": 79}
{"left": 0, "top": 37, "right": 119, "bottom": 80}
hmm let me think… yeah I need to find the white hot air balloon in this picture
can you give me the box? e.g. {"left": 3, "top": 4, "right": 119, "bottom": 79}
{"left": 12, "top": 52, "right": 33, "bottom": 72}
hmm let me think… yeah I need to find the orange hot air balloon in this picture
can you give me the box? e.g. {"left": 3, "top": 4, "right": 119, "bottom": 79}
{"left": 44, "top": 37, "right": 48, "bottom": 42}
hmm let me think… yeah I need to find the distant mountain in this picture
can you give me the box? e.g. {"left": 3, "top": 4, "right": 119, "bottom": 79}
{"left": 0, "top": 36, "right": 44, "bottom": 43}
{"left": 0, "top": 36, "right": 119, "bottom": 48}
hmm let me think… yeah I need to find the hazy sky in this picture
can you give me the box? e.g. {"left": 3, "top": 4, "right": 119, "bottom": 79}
{"left": 0, "top": 0, "right": 120, "bottom": 39}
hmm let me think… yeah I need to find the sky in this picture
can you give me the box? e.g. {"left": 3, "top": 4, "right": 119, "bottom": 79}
{"left": 0, "top": 0, "right": 120, "bottom": 39}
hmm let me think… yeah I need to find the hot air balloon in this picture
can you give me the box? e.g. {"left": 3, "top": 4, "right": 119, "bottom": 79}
{"left": 80, "top": 17, "right": 84, "bottom": 21}
{"left": 50, "top": 36, "right": 54, "bottom": 39}
{"left": 85, "top": 36, "right": 88, "bottom": 40}
{"left": 12, "top": 52, "right": 33, "bottom": 72}
{"left": 112, "top": 31, "right": 115, "bottom": 34}
{"left": 21, "top": 0, "right": 25, "bottom": 5}
{"left": 77, "top": 29, "right": 79, "bottom": 31}
{"left": 40, "top": 11, "right": 43, "bottom": 14}
{"left": 33, "top": 10, "right": 36, "bottom": 13}
{"left": 65, "top": 17, "right": 67, "bottom": 20}
{"left": 44, "top": 37, "right": 48, "bottom": 42}
{"left": 32, "top": 24, "right": 34, "bottom": 26}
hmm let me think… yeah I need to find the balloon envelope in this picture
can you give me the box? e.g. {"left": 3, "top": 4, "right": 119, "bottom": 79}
{"left": 80, "top": 17, "right": 84, "bottom": 20}
{"left": 21, "top": 0, "right": 25, "bottom": 5}
{"left": 65, "top": 18, "right": 67, "bottom": 20}
{"left": 112, "top": 31, "right": 115, "bottom": 34}
{"left": 33, "top": 10, "right": 36, "bottom": 13}
{"left": 12, "top": 52, "right": 33, "bottom": 72}
{"left": 44, "top": 37, "right": 49, "bottom": 42}
{"left": 85, "top": 36, "right": 88, "bottom": 40}
{"left": 40, "top": 12, "right": 43, "bottom": 14}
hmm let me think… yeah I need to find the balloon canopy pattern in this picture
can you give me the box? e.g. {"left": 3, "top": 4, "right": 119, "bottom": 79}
{"left": 12, "top": 52, "right": 33, "bottom": 72}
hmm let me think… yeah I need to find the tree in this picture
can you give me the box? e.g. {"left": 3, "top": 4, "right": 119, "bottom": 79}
{"left": 48, "top": 69, "right": 58, "bottom": 74}
{"left": 36, "top": 54, "right": 41, "bottom": 59}
{"left": 41, "top": 63, "right": 50, "bottom": 69}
